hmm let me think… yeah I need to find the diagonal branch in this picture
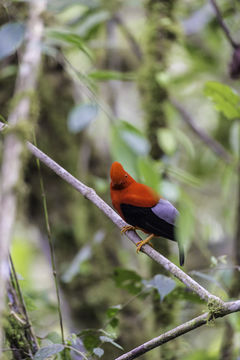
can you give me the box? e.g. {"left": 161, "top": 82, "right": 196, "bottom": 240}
{"left": 115, "top": 300, "right": 240, "bottom": 360}
{"left": 171, "top": 98, "right": 233, "bottom": 164}
{"left": 2, "top": 125, "right": 239, "bottom": 359}
{"left": 25, "top": 141, "right": 221, "bottom": 304}
{"left": 209, "top": 0, "right": 239, "bottom": 49}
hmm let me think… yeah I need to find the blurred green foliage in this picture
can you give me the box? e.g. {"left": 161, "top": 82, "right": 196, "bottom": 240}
{"left": 1, "top": 0, "right": 240, "bottom": 359}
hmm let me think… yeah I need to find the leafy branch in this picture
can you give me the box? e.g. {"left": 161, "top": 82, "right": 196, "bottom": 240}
{"left": 115, "top": 299, "right": 240, "bottom": 360}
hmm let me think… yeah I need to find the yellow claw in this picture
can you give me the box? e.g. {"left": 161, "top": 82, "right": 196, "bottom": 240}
{"left": 121, "top": 225, "right": 136, "bottom": 234}
{"left": 136, "top": 234, "right": 154, "bottom": 253}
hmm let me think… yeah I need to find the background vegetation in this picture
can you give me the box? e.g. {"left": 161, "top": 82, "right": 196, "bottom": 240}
{"left": 1, "top": 0, "right": 240, "bottom": 359}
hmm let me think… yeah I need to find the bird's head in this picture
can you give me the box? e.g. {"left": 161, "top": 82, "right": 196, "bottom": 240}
{"left": 110, "top": 162, "right": 134, "bottom": 189}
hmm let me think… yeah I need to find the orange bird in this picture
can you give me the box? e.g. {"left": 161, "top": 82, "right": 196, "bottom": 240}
{"left": 110, "top": 161, "right": 184, "bottom": 266}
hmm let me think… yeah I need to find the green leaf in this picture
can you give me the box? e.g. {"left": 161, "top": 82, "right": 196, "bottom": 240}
{"left": 93, "top": 347, "right": 104, "bottom": 357}
{"left": 109, "top": 317, "right": 119, "bottom": 329}
{"left": 113, "top": 268, "right": 143, "bottom": 295}
{"left": 45, "top": 331, "right": 62, "bottom": 344}
{"left": 99, "top": 336, "right": 123, "bottom": 350}
{"left": 47, "top": 30, "right": 92, "bottom": 58}
{"left": 157, "top": 128, "right": 177, "bottom": 155}
{"left": 106, "top": 305, "right": 122, "bottom": 319}
{"left": 79, "top": 330, "right": 100, "bottom": 352}
{"left": 89, "top": 70, "right": 134, "bottom": 81}
{"left": 0, "top": 22, "right": 25, "bottom": 60}
{"left": 137, "top": 157, "right": 160, "bottom": 192}
{"left": 67, "top": 333, "right": 78, "bottom": 346}
{"left": 34, "top": 344, "right": 64, "bottom": 360}
{"left": 77, "top": 10, "right": 110, "bottom": 38}
{"left": 118, "top": 121, "right": 150, "bottom": 156}
{"left": 143, "top": 274, "right": 176, "bottom": 301}
{"left": 204, "top": 81, "right": 240, "bottom": 119}
{"left": 67, "top": 103, "right": 98, "bottom": 133}
{"left": 62, "top": 245, "right": 92, "bottom": 283}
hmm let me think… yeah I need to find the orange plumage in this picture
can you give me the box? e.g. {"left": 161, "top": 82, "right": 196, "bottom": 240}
{"left": 110, "top": 161, "right": 184, "bottom": 266}
{"left": 110, "top": 162, "right": 159, "bottom": 217}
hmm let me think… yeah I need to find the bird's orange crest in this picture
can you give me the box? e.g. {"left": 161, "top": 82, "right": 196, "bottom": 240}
{"left": 110, "top": 162, "right": 135, "bottom": 189}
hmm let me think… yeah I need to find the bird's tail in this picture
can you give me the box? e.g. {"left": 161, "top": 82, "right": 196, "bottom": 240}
{"left": 173, "top": 227, "right": 185, "bottom": 266}
{"left": 178, "top": 241, "right": 185, "bottom": 266}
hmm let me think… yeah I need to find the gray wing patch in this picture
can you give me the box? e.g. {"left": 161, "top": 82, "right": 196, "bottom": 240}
{"left": 151, "top": 199, "right": 179, "bottom": 225}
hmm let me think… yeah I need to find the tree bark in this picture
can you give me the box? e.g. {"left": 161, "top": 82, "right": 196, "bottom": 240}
{"left": 0, "top": 0, "right": 46, "bottom": 353}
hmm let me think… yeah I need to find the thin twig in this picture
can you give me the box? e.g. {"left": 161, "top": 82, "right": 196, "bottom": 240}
{"left": 32, "top": 134, "right": 65, "bottom": 348}
{"left": 209, "top": 0, "right": 239, "bottom": 49}
{"left": 171, "top": 98, "right": 233, "bottom": 164}
{"left": 9, "top": 255, "right": 39, "bottom": 352}
{"left": 115, "top": 300, "right": 240, "bottom": 360}
{"left": 25, "top": 141, "right": 222, "bottom": 304}
{"left": 0, "top": 0, "right": 46, "bottom": 353}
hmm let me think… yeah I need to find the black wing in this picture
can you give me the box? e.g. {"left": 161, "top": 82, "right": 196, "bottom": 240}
{"left": 120, "top": 203, "right": 176, "bottom": 241}
{"left": 120, "top": 203, "right": 185, "bottom": 266}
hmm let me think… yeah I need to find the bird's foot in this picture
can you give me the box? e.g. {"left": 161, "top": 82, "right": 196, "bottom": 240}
{"left": 121, "top": 225, "right": 136, "bottom": 234}
{"left": 136, "top": 234, "right": 154, "bottom": 253}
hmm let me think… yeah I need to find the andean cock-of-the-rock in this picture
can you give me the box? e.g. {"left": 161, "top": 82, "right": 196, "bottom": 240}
{"left": 110, "top": 161, "right": 184, "bottom": 266}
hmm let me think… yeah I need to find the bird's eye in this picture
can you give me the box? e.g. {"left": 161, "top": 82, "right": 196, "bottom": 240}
{"left": 125, "top": 174, "right": 128, "bottom": 178}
